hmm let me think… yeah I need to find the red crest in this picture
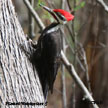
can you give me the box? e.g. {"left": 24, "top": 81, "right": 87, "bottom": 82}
{"left": 53, "top": 9, "right": 74, "bottom": 21}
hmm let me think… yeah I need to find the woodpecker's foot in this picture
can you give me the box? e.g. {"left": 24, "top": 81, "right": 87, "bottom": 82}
{"left": 19, "top": 44, "right": 31, "bottom": 59}
{"left": 28, "top": 38, "right": 37, "bottom": 49}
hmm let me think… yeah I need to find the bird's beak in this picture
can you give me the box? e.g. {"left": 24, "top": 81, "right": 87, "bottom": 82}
{"left": 39, "top": 4, "right": 53, "bottom": 14}
{"left": 39, "top": 4, "right": 59, "bottom": 22}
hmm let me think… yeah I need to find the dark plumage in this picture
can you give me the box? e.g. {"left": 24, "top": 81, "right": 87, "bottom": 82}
{"left": 32, "top": 23, "right": 62, "bottom": 99}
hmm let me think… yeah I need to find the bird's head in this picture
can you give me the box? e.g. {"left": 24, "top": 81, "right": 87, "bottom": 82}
{"left": 40, "top": 4, "right": 74, "bottom": 24}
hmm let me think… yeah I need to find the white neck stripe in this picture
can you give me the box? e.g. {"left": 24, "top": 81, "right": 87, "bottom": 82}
{"left": 46, "top": 24, "right": 60, "bottom": 34}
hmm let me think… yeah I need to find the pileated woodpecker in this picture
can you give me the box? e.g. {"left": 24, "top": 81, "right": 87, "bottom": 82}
{"left": 31, "top": 4, "right": 74, "bottom": 100}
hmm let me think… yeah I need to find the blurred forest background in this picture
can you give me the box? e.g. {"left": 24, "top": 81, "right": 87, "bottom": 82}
{"left": 12, "top": 0, "right": 108, "bottom": 108}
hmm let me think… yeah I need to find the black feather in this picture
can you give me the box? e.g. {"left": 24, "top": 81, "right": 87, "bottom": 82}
{"left": 31, "top": 23, "right": 62, "bottom": 99}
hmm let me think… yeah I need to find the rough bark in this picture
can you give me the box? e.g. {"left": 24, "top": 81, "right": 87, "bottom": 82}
{"left": 0, "top": 0, "right": 44, "bottom": 108}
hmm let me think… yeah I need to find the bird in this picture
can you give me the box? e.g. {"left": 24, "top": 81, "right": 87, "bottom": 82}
{"left": 31, "top": 4, "right": 74, "bottom": 100}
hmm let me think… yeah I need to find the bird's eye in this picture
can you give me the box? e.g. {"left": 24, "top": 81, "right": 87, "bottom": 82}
{"left": 55, "top": 12, "right": 66, "bottom": 21}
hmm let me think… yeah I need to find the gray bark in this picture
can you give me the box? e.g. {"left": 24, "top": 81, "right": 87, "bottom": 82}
{"left": 0, "top": 0, "right": 44, "bottom": 108}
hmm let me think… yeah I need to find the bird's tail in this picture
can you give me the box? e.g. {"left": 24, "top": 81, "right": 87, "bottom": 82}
{"left": 43, "top": 82, "right": 49, "bottom": 101}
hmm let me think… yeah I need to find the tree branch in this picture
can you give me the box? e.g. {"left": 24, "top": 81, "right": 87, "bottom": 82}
{"left": 28, "top": 0, "right": 35, "bottom": 38}
{"left": 61, "top": 0, "right": 67, "bottom": 108}
{"left": 97, "top": 0, "right": 108, "bottom": 12}
{"left": 61, "top": 51, "right": 99, "bottom": 108}
{"left": 23, "top": 0, "right": 45, "bottom": 30}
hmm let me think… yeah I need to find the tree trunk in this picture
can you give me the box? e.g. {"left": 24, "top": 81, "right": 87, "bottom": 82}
{"left": 0, "top": 0, "right": 44, "bottom": 107}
